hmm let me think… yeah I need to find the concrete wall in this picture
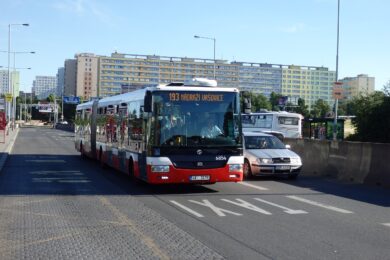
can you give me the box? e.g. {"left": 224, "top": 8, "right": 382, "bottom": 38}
{"left": 285, "top": 138, "right": 390, "bottom": 188}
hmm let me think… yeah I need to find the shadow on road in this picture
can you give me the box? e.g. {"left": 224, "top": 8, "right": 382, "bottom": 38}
{"left": 0, "top": 153, "right": 218, "bottom": 197}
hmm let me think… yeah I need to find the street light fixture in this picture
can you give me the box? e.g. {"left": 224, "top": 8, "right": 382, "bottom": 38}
{"left": 194, "top": 35, "right": 216, "bottom": 79}
{"left": 8, "top": 23, "right": 29, "bottom": 129}
{"left": 333, "top": 0, "right": 340, "bottom": 141}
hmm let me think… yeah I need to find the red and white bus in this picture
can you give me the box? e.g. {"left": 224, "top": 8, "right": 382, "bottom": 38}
{"left": 75, "top": 78, "right": 244, "bottom": 184}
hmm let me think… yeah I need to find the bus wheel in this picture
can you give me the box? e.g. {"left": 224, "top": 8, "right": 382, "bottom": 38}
{"left": 243, "top": 159, "right": 253, "bottom": 179}
{"left": 99, "top": 148, "right": 106, "bottom": 168}
{"left": 128, "top": 158, "right": 135, "bottom": 179}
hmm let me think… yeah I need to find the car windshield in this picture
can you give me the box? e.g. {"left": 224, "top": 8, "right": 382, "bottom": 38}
{"left": 244, "top": 135, "right": 286, "bottom": 149}
{"left": 149, "top": 91, "right": 242, "bottom": 147}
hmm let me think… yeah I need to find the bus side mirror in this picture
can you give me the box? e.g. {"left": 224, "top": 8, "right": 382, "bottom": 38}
{"left": 144, "top": 91, "right": 152, "bottom": 112}
{"left": 243, "top": 97, "right": 251, "bottom": 114}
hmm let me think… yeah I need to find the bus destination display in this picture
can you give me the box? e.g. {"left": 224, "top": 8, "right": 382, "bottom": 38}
{"left": 169, "top": 92, "right": 224, "bottom": 102}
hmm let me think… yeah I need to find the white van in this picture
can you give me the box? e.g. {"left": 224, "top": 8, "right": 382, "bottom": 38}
{"left": 242, "top": 111, "right": 303, "bottom": 138}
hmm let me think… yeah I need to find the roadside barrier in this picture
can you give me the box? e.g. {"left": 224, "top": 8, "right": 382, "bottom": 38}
{"left": 284, "top": 138, "right": 390, "bottom": 188}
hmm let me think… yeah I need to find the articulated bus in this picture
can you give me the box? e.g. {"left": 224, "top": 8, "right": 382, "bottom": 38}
{"left": 75, "top": 79, "right": 244, "bottom": 184}
{"left": 242, "top": 111, "right": 304, "bottom": 138}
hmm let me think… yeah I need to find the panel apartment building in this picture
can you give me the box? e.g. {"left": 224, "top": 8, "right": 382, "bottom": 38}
{"left": 339, "top": 74, "right": 375, "bottom": 100}
{"left": 64, "top": 52, "right": 342, "bottom": 110}
{"left": 33, "top": 76, "right": 57, "bottom": 100}
{"left": 0, "top": 70, "right": 20, "bottom": 97}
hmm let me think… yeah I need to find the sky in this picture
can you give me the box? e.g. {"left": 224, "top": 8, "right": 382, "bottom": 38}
{"left": 0, "top": 0, "right": 389, "bottom": 92}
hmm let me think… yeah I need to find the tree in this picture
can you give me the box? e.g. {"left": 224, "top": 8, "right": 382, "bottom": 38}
{"left": 240, "top": 92, "right": 271, "bottom": 113}
{"left": 310, "top": 99, "right": 331, "bottom": 118}
{"left": 269, "top": 92, "right": 283, "bottom": 111}
{"left": 251, "top": 93, "right": 271, "bottom": 111}
{"left": 347, "top": 91, "right": 390, "bottom": 143}
{"left": 382, "top": 80, "right": 390, "bottom": 96}
{"left": 289, "top": 98, "right": 309, "bottom": 118}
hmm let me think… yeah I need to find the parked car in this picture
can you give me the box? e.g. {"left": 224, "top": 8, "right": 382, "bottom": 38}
{"left": 243, "top": 132, "right": 302, "bottom": 179}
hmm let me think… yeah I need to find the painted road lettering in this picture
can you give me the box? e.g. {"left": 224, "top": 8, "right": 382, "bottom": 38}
{"left": 188, "top": 199, "right": 242, "bottom": 217}
{"left": 253, "top": 198, "right": 307, "bottom": 214}
{"left": 170, "top": 200, "right": 204, "bottom": 218}
{"left": 221, "top": 199, "right": 272, "bottom": 215}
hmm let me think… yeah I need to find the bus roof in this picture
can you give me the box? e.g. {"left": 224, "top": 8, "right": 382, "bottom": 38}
{"left": 76, "top": 101, "right": 94, "bottom": 110}
{"left": 77, "top": 79, "right": 240, "bottom": 110}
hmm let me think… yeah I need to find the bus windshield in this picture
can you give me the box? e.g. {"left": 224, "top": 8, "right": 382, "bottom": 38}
{"left": 150, "top": 91, "right": 241, "bottom": 147}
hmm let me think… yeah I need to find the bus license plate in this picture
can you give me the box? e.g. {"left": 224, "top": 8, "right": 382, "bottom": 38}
{"left": 276, "top": 165, "right": 290, "bottom": 170}
{"left": 190, "top": 175, "right": 210, "bottom": 181}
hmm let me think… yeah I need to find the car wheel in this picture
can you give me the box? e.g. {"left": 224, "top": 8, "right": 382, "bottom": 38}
{"left": 243, "top": 159, "right": 253, "bottom": 179}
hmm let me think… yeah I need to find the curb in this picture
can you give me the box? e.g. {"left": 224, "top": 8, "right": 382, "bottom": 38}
{"left": 0, "top": 128, "right": 20, "bottom": 172}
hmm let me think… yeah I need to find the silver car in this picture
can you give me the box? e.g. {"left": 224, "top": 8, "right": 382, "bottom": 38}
{"left": 243, "top": 132, "right": 302, "bottom": 179}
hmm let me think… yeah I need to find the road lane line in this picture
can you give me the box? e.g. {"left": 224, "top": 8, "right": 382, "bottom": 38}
{"left": 221, "top": 198, "right": 272, "bottom": 215}
{"left": 286, "top": 195, "right": 353, "bottom": 214}
{"left": 382, "top": 223, "right": 390, "bottom": 228}
{"left": 238, "top": 181, "right": 269, "bottom": 191}
{"left": 170, "top": 200, "right": 204, "bottom": 218}
{"left": 253, "top": 198, "right": 307, "bottom": 214}
{"left": 189, "top": 199, "right": 242, "bottom": 217}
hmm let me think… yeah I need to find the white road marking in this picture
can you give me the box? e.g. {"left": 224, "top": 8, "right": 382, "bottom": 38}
{"left": 253, "top": 198, "right": 307, "bottom": 214}
{"left": 189, "top": 199, "right": 242, "bottom": 217}
{"left": 382, "top": 223, "right": 390, "bottom": 228}
{"left": 26, "top": 160, "right": 66, "bottom": 163}
{"left": 238, "top": 181, "right": 269, "bottom": 191}
{"left": 221, "top": 199, "right": 272, "bottom": 215}
{"left": 286, "top": 196, "right": 353, "bottom": 214}
{"left": 170, "top": 200, "right": 204, "bottom": 218}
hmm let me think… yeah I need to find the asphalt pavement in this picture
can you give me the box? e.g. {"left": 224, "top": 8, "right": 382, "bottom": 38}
{"left": 0, "top": 127, "right": 389, "bottom": 260}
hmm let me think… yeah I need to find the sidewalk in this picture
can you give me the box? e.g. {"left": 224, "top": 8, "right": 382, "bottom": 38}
{"left": 0, "top": 126, "right": 20, "bottom": 172}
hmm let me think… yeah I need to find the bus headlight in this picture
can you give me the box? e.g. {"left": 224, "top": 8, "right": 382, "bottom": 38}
{"left": 258, "top": 158, "right": 272, "bottom": 164}
{"left": 151, "top": 165, "right": 170, "bottom": 173}
{"left": 229, "top": 164, "right": 243, "bottom": 172}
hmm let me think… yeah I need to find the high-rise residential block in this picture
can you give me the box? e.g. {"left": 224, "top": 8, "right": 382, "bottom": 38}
{"left": 281, "top": 65, "right": 336, "bottom": 110}
{"left": 33, "top": 76, "right": 57, "bottom": 99}
{"left": 64, "top": 52, "right": 380, "bottom": 112}
{"left": 339, "top": 74, "right": 375, "bottom": 100}
{"left": 64, "top": 59, "right": 77, "bottom": 97}
{"left": 76, "top": 53, "right": 99, "bottom": 100}
{"left": 57, "top": 67, "right": 65, "bottom": 97}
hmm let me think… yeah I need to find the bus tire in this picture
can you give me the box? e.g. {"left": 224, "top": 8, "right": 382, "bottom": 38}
{"left": 128, "top": 158, "right": 135, "bottom": 179}
{"left": 99, "top": 148, "right": 106, "bottom": 168}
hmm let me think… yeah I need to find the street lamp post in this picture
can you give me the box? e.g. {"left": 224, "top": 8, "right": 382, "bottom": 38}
{"left": 333, "top": 0, "right": 340, "bottom": 141}
{"left": 12, "top": 51, "right": 35, "bottom": 128}
{"left": 194, "top": 35, "right": 216, "bottom": 79}
{"left": 7, "top": 23, "right": 29, "bottom": 130}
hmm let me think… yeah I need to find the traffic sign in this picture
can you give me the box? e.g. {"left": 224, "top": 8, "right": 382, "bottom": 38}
{"left": 63, "top": 96, "right": 81, "bottom": 104}
{"left": 332, "top": 82, "right": 344, "bottom": 99}
{"left": 5, "top": 93, "right": 12, "bottom": 102}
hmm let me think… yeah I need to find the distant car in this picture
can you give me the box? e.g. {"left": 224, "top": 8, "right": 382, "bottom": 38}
{"left": 243, "top": 132, "right": 302, "bottom": 179}
{"left": 59, "top": 121, "right": 68, "bottom": 124}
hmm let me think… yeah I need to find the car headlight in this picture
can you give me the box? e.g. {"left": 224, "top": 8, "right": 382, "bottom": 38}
{"left": 258, "top": 158, "right": 273, "bottom": 164}
{"left": 229, "top": 164, "right": 243, "bottom": 172}
{"left": 151, "top": 165, "right": 170, "bottom": 173}
{"left": 291, "top": 158, "right": 302, "bottom": 165}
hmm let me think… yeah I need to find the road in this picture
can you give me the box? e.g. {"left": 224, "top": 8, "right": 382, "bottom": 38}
{"left": 0, "top": 127, "right": 389, "bottom": 259}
